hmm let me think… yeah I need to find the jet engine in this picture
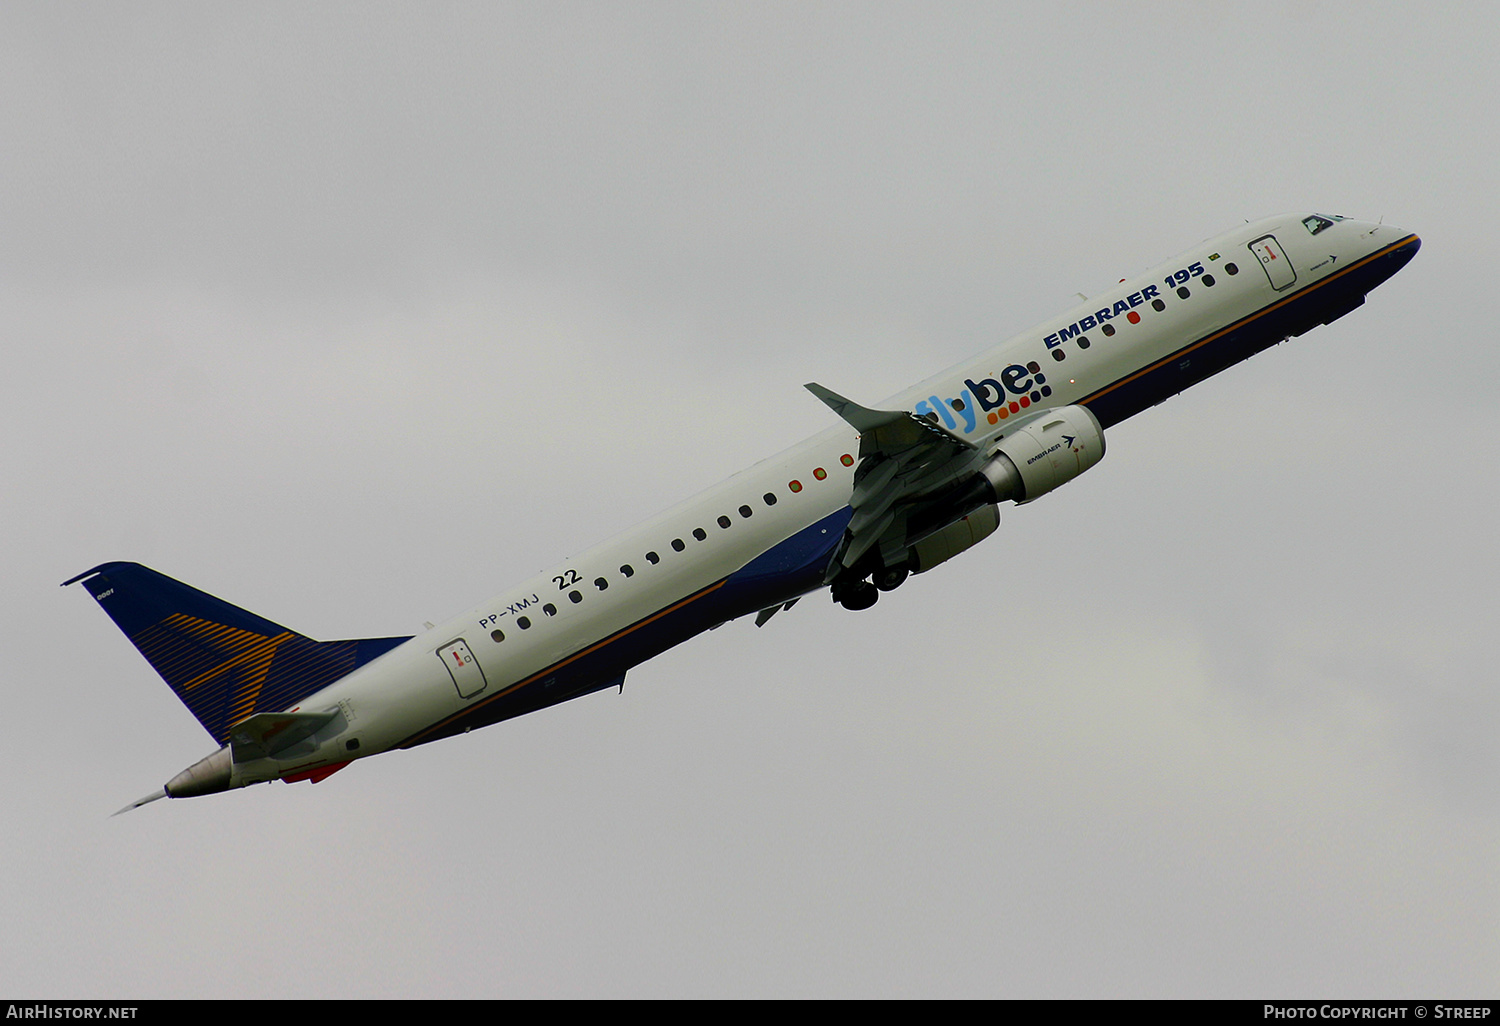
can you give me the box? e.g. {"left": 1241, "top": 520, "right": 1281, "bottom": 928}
{"left": 907, "top": 502, "right": 1001, "bottom": 574}
{"left": 974, "top": 403, "right": 1106, "bottom": 505}
{"left": 832, "top": 404, "right": 1106, "bottom": 610}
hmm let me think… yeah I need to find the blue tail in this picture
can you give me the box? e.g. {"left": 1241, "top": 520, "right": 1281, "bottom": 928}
{"left": 64, "top": 562, "right": 410, "bottom": 745}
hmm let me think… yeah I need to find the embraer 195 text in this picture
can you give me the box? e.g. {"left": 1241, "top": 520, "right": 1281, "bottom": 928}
{"left": 67, "top": 213, "right": 1420, "bottom": 812}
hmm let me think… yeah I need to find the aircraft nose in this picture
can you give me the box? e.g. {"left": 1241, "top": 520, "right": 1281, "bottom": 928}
{"left": 1351, "top": 222, "right": 1420, "bottom": 287}
{"left": 1360, "top": 220, "right": 1419, "bottom": 251}
{"left": 1382, "top": 226, "right": 1420, "bottom": 265}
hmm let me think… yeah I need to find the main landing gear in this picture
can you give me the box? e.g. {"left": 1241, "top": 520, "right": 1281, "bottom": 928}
{"left": 833, "top": 578, "right": 878, "bottom": 611}
{"left": 831, "top": 564, "right": 909, "bottom": 611}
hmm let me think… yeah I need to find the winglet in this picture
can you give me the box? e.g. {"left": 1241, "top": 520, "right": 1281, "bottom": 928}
{"left": 804, "top": 383, "right": 908, "bottom": 433}
{"left": 806, "top": 382, "right": 976, "bottom": 457}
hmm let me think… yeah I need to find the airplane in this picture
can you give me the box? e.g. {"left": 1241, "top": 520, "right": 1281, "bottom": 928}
{"left": 65, "top": 212, "right": 1420, "bottom": 812}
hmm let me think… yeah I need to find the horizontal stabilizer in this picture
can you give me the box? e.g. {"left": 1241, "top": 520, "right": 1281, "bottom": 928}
{"left": 64, "top": 562, "right": 410, "bottom": 745}
{"left": 227, "top": 709, "right": 339, "bottom": 762}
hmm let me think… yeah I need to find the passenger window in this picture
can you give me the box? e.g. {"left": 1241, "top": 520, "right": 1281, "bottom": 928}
{"left": 692, "top": 528, "right": 707, "bottom": 541}
{"left": 543, "top": 603, "right": 557, "bottom": 616}
{"left": 763, "top": 492, "right": 778, "bottom": 506}
{"left": 672, "top": 539, "right": 685, "bottom": 552}
{"left": 646, "top": 551, "right": 660, "bottom": 564}
{"left": 569, "top": 590, "right": 582, "bottom": 603}
{"left": 739, "top": 505, "right": 752, "bottom": 518}
{"left": 718, "top": 515, "right": 731, "bottom": 529}
{"left": 594, "top": 577, "right": 608, "bottom": 591}
{"left": 620, "top": 564, "right": 634, "bottom": 577}
{"left": 517, "top": 617, "right": 531, "bottom": 630}
{"left": 490, "top": 629, "right": 504, "bottom": 643}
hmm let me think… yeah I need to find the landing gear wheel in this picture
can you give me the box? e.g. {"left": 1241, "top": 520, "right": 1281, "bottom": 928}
{"left": 875, "top": 566, "right": 909, "bottom": 592}
{"left": 836, "top": 579, "right": 878, "bottom": 611}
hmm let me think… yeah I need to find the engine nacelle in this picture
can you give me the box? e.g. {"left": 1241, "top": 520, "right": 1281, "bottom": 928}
{"left": 977, "top": 404, "right": 1105, "bottom": 505}
{"left": 908, "top": 503, "right": 1000, "bottom": 574}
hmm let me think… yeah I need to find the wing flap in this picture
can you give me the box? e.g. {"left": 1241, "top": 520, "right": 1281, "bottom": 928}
{"left": 805, "top": 383, "right": 990, "bottom": 576}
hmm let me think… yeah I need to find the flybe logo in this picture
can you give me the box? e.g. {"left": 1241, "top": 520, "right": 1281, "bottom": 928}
{"left": 913, "top": 364, "right": 1055, "bottom": 432}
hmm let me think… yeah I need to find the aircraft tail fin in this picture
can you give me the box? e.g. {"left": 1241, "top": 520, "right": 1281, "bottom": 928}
{"left": 63, "top": 562, "right": 410, "bottom": 745}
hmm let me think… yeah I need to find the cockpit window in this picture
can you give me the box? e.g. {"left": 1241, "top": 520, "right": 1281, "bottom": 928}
{"left": 1303, "top": 213, "right": 1346, "bottom": 236}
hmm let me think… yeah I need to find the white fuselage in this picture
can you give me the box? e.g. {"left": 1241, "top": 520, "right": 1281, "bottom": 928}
{"left": 228, "top": 213, "right": 1420, "bottom": 788}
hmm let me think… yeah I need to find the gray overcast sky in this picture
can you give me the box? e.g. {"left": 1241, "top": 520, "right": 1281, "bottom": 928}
{"left": 3, "top": 1, "right": 1496, "bottom": 998}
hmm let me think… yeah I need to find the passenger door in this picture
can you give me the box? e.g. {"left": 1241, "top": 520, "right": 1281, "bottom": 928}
{"left": 1249, "top": 234, "right": 1297, "bottom": 291}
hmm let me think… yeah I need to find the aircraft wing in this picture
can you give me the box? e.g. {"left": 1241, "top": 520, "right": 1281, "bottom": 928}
{"left": 805, "top": 383, "right": 990, "bottom": 575}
